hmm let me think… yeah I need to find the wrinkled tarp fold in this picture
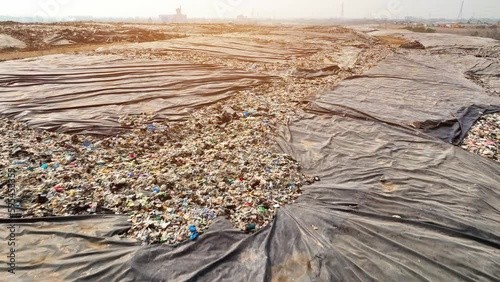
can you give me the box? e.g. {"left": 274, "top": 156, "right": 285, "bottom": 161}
{"left": 1, "top": 33, "right": 499, "bottom": 282}
{"left": 0, "top": 54, "right": 273, "bottom": 135}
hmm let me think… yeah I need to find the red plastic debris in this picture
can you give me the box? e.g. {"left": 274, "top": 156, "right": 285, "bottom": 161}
{"left": 54, "top": 185, "right": 65, "bottom": 192}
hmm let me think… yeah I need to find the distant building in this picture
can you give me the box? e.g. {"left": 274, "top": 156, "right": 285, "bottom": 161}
{"left": 159, "top": 6, "right": 187, "bottom": 23}
{"left": 236, "top": 15, "right": 250, "bottom": 23}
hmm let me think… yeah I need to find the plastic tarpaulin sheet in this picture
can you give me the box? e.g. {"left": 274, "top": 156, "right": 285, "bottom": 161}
{"left": 0, "top": 34, "right": 26, "bottom": 49}
{"left": 309, "top": 53, "right": 500, "bottom": 144}
{"left": 98, "top": 36, "right": 320, "bottom": 63}
{"left": 2, "top": 113, "right": 499, "bottom": 281}
{"left": 1, "top": 38, "right": 500, "bottom": 281}
{"left": 0, "top": 54, "right": 273, "bottom": 135}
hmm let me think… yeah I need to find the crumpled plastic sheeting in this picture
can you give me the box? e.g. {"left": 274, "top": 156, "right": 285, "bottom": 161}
{"left": 97, "top": 36, "right": 320, "bottom": 63}
{"left": 419, "top": 105, "right": 500, "bottom": 145}
{"left": 0, "top": 201, "right": 139, "bottom": 281}
{"left": 309, "top": 53, "right": 500, "bottom": 144}
{"left": 2, "top": 114, "right": 498, "bottom": 281}
{"left": 367, "top": 29, "right": 498, "bottom": 50}
{"left": 1, "top": 38, "right": 500, "bottom": 281}
{"left": 275, "top": 114, "right": 500, "bottom": 282}
{"left": 0, "top": 54, "right": 273, "bottom": 135}
{"left": 0, "top": 34, "right": 26, "bottom": 49}
{"left": 367, "top": 30, "right": 500, "bottom": 97}
{"left": 291, "top": 65, "right": 341, "bottom": 79}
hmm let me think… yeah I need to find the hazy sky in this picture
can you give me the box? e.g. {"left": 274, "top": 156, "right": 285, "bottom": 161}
{"left": 1, "top": 0, "right": 499, "bottom": 20}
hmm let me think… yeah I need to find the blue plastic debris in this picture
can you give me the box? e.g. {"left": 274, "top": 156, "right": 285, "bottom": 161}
{"left": 147, "top": 124, "right": 155, "bottom": 131}
{"left": 153, "top": 187, "right": 160, "bottom": 193}
{"left": 248, "top": 223, "right": 256, "bottom": 230}
{"left": 244, "top": 111, "right": 250, "bottom": 118}
{"left": 188, "top": 225, "right": 199, "bottom": 240}
{"left": 53, "top": 164, "right": 59, "bottom": 169}
{"left": 41, "top": 163, "right": 49, "bottom": 169}
{"left": 82, "top": 140, "right": 91, "bottom": 147}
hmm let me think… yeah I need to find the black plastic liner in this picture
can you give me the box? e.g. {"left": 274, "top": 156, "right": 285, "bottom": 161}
{"left": 308, "top": 53, "right": 500, "bottom": 145}
{"left": 1, "top": 39, "right": 499, "bottom": 281}
{"left": 420, "top": 105, "right": 500, "bottom": 145}
{"left": 0, "top": 54, "right": 273, "bottom": 135}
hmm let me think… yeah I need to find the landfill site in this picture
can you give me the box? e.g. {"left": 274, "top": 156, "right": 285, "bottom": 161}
{"left": 0, "top": 20, "right": 499, "bottom": 281}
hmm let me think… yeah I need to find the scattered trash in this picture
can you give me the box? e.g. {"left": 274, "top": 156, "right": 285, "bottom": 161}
{"left": 54, "top": 185, "right": 65, "bottom": 193}
{"left": 462, "top": 113, "right": 499, "bottom": 162}
{"left": 0, "top": 22, "right": 181, "bottom": 51}
{"left": 188, "top": 225, "right": 199, "bottom": 241}
{"left": 37, "top": 194, "right": 48, "bottom": 204}
{"left": 82, "top": 140, "right": 91, "bottom": 147}
{"left": 0, "top": 24, "right": 392, "bottom": 245}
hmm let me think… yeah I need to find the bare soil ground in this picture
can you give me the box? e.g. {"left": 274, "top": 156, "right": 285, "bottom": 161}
{"left": 374, "top": 35, "right": 411, "bottom": 47}
{"left": 0, "top": 42, "right": 117, "bottom": 61}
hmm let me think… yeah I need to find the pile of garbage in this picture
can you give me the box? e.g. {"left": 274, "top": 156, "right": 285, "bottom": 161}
{"left": 461, "top": 113, "right": 499, "bottom": 162}
{"left": 0, "top": 25, "right": 393, "bottom": 244}
{"left": 0, "top": 22, "right": 182, "bottom": 51}
{"left": 400, "top": 40, "right": 425, "bottom": 49}
{"left": 0, "top": 102, "right": 310, "bottom": 244}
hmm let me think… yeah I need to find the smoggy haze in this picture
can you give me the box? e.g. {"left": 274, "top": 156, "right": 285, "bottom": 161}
{"left": 1, "top": 0, "right": 499, "bottom": 20}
